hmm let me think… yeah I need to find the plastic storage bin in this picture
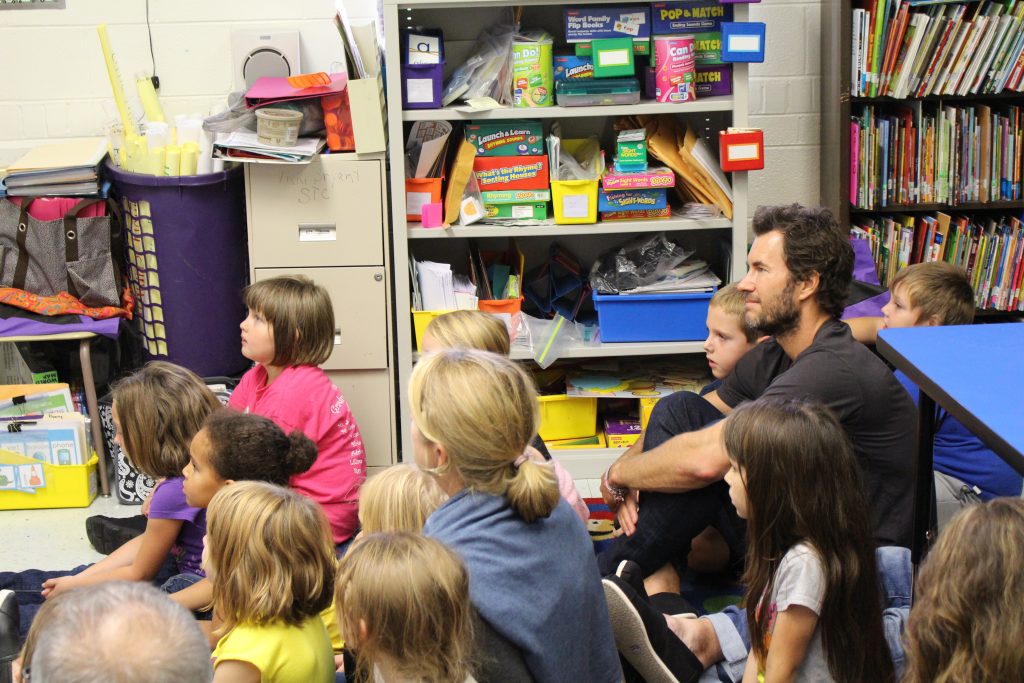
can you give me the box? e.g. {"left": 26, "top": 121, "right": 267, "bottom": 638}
{"left": 0, "top": 449, "right": 98, "bottom": 510}
{"left": 537, "top": 394, "right": 597, "bottom": 441}
{"left": 551, "top": 178, "right": 599, "bottom": 224}
{"left": 411, "top": 309, "right": 452, "bottom": 351}
{"left": 593, "top": 290, "right": 715, "bottom": 342}
{"left": 546, "top": 431, "right": 607, "bottom": 450}
{"left": 106, "top": 163, "right": 249, "bottom": 377}
{"left": 555, "top": 77, "right": 641, "bottom": 107}
{"left": 406, "top": 177, "right": 443, "bottom": 222}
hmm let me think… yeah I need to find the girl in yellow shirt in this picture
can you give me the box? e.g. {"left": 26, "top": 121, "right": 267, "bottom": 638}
{"left": 206, "top": 482, "right": 336, "bottom": 683}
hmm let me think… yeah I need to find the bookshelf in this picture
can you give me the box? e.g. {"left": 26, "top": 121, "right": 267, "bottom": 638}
{"left": 384, "top": 0, "right": 751, "bottom": 467}
{"left": 822, "top": 0, "right": 1024, "bottom": 310}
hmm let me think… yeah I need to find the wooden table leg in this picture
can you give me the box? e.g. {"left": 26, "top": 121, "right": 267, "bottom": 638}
{"left": 79, "top": 338, "right": 110, "bottom": 497}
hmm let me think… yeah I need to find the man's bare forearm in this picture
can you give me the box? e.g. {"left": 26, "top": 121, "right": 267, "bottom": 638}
{"left": 608, "top": 420, "right": 728, "bottom": 492}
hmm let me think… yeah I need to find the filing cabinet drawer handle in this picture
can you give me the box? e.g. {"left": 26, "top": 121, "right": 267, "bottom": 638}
{"left": 297, "top": 223, "right": 337, "bottom": 242}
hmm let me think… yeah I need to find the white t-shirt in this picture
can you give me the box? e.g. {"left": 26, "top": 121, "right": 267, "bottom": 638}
{"left": 760, "top": 542, "right": 833, "bottom": 683}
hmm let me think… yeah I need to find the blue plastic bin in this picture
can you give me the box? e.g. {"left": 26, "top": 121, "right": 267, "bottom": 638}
{"left": 593, "top": 290, "right": 715, "bottom": 342}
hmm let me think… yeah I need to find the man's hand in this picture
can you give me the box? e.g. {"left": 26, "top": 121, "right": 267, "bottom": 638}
{"left": 616, "top": 489, "right": 640, "bottom": 535}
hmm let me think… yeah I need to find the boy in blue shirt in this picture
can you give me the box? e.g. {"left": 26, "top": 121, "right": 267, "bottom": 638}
{"left": 847, "top": 261, "right": 1023, "bottom": 528}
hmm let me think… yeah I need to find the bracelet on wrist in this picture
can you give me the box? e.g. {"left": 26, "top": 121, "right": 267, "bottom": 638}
{"left": 603, "top": 467, "right": 629, "bottom": 503}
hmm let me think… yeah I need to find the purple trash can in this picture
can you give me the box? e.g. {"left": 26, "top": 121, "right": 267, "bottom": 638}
{"left": 106, "top": 162, "right": 249, "bottom": 377}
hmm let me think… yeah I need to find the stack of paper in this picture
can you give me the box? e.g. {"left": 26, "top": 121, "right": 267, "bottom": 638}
{"left": 406, "top": 121, "right": 451, "bottom": 178}
{"left": 410, "top": 258, "right": 478, "bottom": 311}
{"left": 213, "top": 130, "right": 325, "bottom": 163}
{"left": 2, "top": 139, "right": 108, "bottom": 198}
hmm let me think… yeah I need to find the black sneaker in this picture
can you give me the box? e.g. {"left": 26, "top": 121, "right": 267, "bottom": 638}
{"left": 602, "top": 575, "right": 703, "bottom": 683}
{"left": 615, "top": 559, "right": 649, "bottom": 602}
{"left": 0, "top": 589, "right": 19, "bottom": 671}
{"left": 85, "top": 515, "right": 148, "bottom": 554}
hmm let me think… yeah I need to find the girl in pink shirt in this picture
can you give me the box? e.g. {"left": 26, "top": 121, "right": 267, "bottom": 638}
{"left": 229, "top": 275, "right": 366, "bottom": 548}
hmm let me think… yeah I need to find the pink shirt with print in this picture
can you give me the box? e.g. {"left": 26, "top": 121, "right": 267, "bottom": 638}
{"left": 229, "top": 364, "right": 365, "bottom": 543}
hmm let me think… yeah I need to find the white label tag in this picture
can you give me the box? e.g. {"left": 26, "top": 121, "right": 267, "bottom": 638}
{"left": 727, "top": 143, "right": 760, "bottom": 161}
{"left": 511, "top": 205, "right": 535, "bottom": 219}
{"left": 298, "top": 225, "right": 337, "bottom": 242}
{"left": 406, "top": 79, "right": 435, "bottom": 103}
{"left": 562, "top": 194, "right": 590, "bottom": 219}
{"left": 598, "top": 49, "right": 631, "bottom": 67}
{"left": 407, "top": 191, "right": 431, "bottom": 216}
{"left": 728, "top": 34, "right": 762, "bottom": 53}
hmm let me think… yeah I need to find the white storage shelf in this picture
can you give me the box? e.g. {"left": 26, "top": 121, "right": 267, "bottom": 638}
{"left": 385, "top": 0, "right": 749, "bottom": 474}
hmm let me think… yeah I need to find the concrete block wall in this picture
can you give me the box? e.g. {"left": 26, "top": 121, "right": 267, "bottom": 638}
{"left": 0, "top": 0, "right": 367, "bottom": 165}
{"left": 1, "top": 0, "right": 821, "bottom": 210}
{"left": 748, "top": 0, "right": 823, "bottom": 210}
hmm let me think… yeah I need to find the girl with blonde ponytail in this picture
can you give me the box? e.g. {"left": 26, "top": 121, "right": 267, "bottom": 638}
{"left": 412, "top": 349, "right": 621, "bottom": 683}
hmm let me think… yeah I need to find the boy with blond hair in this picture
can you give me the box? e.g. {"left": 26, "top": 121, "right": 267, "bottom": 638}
{"left": 848, "top": 261, "right": 1023, "bottom": 527}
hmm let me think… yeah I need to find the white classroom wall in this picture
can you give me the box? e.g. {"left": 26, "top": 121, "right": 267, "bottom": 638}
{"left": 0, "top": 0, "right": 822, "bottom": 209}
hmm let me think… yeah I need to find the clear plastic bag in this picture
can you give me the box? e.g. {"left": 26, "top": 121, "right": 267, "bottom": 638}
{"left": 442, "top": 13, "right": 518, "bottom": 107}
{"left": 589, "top": 233, "right": 693, "bottom": 294}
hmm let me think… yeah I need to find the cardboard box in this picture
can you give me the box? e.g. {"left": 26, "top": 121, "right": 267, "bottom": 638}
{"left": 554, "top": 54, "right": 595, "bottom": 81}
{"left": 466, "top": 121, "right": 545, "bottom": 156}
{"left": 602, "top": 167, "right": 675, "bottom": 190}
{"left": 605, "top": 417, "right": 642, "bottom": 448}
{"left": 598, "top": 188, "right": 668, "bottom": 211}
{"left": 651, "top": 1, "right": 733, "bottom": 34}
{"left": 601, "top": 207, "right": 671, "bottom": 221}
{"left": 565, "top": 6, "right": 651, "bottom": 43}
{"left": 692, "top": 32, "right": 724, "bottom": 66}
{"left": 695, "top": 65, "right": 733, "bottom": 96}
{"left": 484, "top": 203, "right": 548, "bottom": 220}
{"left": 481, "top": 189, "right": 552, "bottom": 203}
{"left": 473, "top": 156, "right": 549, "bottom": 191}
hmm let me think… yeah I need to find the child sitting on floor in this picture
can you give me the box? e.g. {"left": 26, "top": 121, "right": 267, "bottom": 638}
{"left": 0, "top": 364, "right": 218, "bottom": 641}
{"left": 335, "top": 532, "right": 476, "bottom": 683}
{"left": 357, "top": 463, "right": 446, "bottom": 536}
{"left": 422, "top": 309, "right": 588, "bottom": 523}
{"left": 846, "top": 261, "right": 1023, "bottom": 527}
{"left": 230, "top": 275, "right": 366, "bottom": 552}
{"left": 207, "top": 482, "right": 336, "bottom": 683}
{"left": 903, "top": 498, "right": 1024, "bottom": 683}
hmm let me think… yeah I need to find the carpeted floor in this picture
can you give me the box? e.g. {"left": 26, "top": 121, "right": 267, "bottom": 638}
{"left": 585, "top": 498, "right": 743, "bottom": 615}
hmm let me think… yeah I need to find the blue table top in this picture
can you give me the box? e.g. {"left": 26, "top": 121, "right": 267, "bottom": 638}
{"left": 877, "top": 323, "right": 1024, "bottom": 472}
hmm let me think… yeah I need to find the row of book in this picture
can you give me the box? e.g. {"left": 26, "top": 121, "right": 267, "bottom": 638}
{"left": 851, "top": 0, "right": 1024, "bottom": 99}
{"left": 851, "top": 212, "right": 1024, "bottom": 311}
{"left": 851, "top": 103, "right": 1022, "bottom": 209}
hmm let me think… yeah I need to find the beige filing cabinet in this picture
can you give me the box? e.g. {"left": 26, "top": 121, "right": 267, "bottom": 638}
{"left": 244, "top": 153, "right": 396, "bottom": 470}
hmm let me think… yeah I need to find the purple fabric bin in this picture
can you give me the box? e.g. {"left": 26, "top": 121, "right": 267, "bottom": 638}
{"left": 106, "top": 162, "right": 249, "bottom": 377}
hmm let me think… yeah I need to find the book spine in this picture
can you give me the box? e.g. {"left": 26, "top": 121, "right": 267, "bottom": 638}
{"left": 851, "top": 120, "right": 860, "bottom": 206}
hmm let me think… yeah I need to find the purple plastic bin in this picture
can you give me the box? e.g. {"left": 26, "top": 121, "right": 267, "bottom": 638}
{"left": 106, "top": 162, "right": 249, "bottom": 377}
{"left": 402, "top": 61, "right": 446, "bottom": 109}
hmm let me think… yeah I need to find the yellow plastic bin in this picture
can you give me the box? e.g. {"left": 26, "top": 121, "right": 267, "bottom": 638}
{"left": 411, "top": 309, "right": 454, "bottom": 352}
{"left": 551, "top": 178, "right": 599, "bottom": 224}
{"left": 639, "top": 397, "right": 661, "bottom": 431}
{"left": 0, "top": 449, "right": 98, "bottom": 510}
{"left": 550, "top": 139, "right": 603, "bottom": 225}
{"left": 537, "top": 394, "right": 598, "bottom": 441}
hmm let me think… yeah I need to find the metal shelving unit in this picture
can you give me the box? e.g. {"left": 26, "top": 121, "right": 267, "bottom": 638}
{"left": 385, "top": 0, "right": 750, "bottom": 469}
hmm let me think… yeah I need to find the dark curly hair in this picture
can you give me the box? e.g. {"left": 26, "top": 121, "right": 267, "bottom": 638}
{"left": 202, "top": 410, "right": 317, "bottom": 485}
{"left": 752, "top": 204, "right": 853, "bottom": 318}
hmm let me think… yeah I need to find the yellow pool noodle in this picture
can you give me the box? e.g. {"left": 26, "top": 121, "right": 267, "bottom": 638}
{"left": 97, "top": 24, "right": 138, "bottom": 136}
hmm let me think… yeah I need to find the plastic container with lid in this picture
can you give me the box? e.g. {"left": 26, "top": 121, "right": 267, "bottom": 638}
{"left": 255, "top": 108, "right": 303, "bottom": 147}
{"left": 555, "top": 78, "right": 641, "bottom": 107}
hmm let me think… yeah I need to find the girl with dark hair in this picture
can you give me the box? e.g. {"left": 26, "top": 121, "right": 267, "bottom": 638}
{"left": 723, "top": 397, "right": 894, "bottom": 683}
